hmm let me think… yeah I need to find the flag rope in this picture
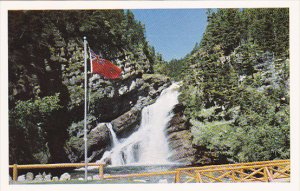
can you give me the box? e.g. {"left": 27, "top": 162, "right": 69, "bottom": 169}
{"left": 88, "top": 45, "right": 92, "bottom": 113}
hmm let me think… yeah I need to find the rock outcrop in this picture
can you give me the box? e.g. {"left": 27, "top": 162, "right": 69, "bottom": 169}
{"left": 65, "top": 123, "right": 111, "bottom": 163}
{"left": 8, "top": 10, "right": 163, "bottom": 165}
{"left": 8, "top": 10, "right": 193, "bottom": 166}
{"left": 166, "top": 104, "right": 196, "bottom": 165}
{"left": 65, "top": 70, "right": 171, "bottom": 162}
{"left": 60, "top": 173, "right": 71, "bottom": 181}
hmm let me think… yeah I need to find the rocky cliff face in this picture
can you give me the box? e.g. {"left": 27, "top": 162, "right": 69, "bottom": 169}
{"left": 166, "top": 104, "right": 196, "bottom": 165}
{"left": 8, "top": 10, "right": 194, "bottom": 165}
{"left": 65, "top": 68, "right": 171, "bottom": 162}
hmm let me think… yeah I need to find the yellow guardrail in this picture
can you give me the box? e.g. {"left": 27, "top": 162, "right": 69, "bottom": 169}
{"left": 174, "top": 160, "right": 290, "bottom": 183}
{"left": 9, "top": 159, "right": 290, "bottom": 183}
{"left": 9, "top": 163, "right": 105, "bottom": 181}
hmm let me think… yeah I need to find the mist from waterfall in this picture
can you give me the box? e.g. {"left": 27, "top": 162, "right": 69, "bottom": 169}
{"left": 98, "top": 83, "right": 180, "bottom": 166}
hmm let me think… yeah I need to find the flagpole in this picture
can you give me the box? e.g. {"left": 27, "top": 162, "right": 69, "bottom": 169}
{"left": 83, "top": 36, "right": 88, "bottom": 181}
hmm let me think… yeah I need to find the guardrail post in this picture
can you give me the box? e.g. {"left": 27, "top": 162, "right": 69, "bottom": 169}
{"left": 99, "top": 164, "right": 104, "bottom": 180}
{"left": 195, "top": 171, "right": 202, "bottom": 183}
{"left": 174, "top": 171, "right": 180, "bottom": 183}
{"left": 13, "top": 164, "right": 18, "bottom": 181}
{"left": 263, "top": 167, "right": 269, "bottom": 182}
{"left": 264, "top": 167, "right": 273, "bottom": 182}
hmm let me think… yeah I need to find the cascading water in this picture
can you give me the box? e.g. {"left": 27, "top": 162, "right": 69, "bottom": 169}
{"left": 106, "top": 123, "right": 119, "bottom": 146}
{"left": 98, "top": 83, "right": 180, "bottom": 166}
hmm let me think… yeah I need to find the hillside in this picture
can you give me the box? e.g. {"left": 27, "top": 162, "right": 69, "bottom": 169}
{"left": 8, "top": 8, "right": 290, "bottom": 166}
{"left": 157, "top": 8, "right": 289, "bottom": 164}
{"left": 8, "top": 10, "right": 170, "bottom": 164}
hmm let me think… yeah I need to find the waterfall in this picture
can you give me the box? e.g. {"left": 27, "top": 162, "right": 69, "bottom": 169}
{"left": 98, "top": 83, "right": 180, "bottom": 166}
{"left": 106, "top": 123, "right": 119, "bottom": 146}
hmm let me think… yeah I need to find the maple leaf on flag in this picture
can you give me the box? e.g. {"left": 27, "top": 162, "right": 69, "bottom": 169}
{"left": 90, "top": 49, "right": 122, "bottom": 79}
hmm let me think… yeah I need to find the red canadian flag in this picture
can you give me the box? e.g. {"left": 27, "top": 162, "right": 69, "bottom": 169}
{"left": 89, "top": 49, "right": 122, "bottom": 79}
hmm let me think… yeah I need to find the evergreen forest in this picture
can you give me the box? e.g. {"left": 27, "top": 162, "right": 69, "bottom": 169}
{"left": 156, "top": 8, "right": 289, "bottom": 163}
{"left": 8, "top": 8, "right": 289, "bottom": 165}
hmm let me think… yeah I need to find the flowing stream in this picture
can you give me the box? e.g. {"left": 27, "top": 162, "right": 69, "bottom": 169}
{"left": 98, "top": 83, "right": 180, "bottom": 166}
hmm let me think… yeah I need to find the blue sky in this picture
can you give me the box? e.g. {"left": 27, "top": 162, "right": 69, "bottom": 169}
{"left": 132, "top": 9, "right": 208, "bottom": 61}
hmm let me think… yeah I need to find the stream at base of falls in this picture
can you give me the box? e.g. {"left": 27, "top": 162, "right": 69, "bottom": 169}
{"left": 71, "top": 164, "right": 185, "bottom": 183}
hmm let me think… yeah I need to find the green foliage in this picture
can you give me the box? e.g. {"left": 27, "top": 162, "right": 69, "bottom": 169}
{"left": 8, "top": 8, "right": 290, "bottom": 165}
{"left": 9, "top": 94, "right": 62, "bottom": 164}
{"left": 179, "top": 8, "right": 289, "bottom": 163}
{"left": 9, "top": 10, "right": 158, "bottom": 164}
{"left": 201, "top": 9, "right": 243, "bottom": 55}
{"left": 154, "top": 58, "right": 186, "bottom": 81}
{"left": 244, "top": 8, "right": 289, "bottom": 58}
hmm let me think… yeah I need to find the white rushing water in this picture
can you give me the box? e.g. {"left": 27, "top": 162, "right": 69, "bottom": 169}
{"left": 98, "top": 83, "right": 180, "bottom": 166}
{"left": 106, "top": 123, "right": 119, "bottom": 146}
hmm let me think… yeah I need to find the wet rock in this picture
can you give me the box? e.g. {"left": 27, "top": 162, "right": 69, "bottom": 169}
{"left": 60, "top": 173, "right": 71, "bottom": 181}
{"left": 167, "top": 130, "right": 196, "bottom": 164}
{"left": 166, "top": 104, "right": 196, "bottom": 165}
{"left": 111, "top": 107, "right": 141, "bottom": 137}
{"left": 165, "top": 104, "right": 188, "bottom": 134}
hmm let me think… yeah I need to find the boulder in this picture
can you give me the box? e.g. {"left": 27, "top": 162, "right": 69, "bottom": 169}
{"left": 65, "top": 136, "right": 84, "bottom": 162}
{"left": 111, "top": 107, "right": 141, "bottom": 137}
{"left": 87, "top": 123, "right": 111, "bottom": 156}
{"left": 87, "top": 176, "right": 93, "bottom": 180}
{"left": 167, "top": 130, "right": 196, "bottom": 164}
{"left": 165, "top": 104, "right": 189, "bottom": 134}
{"left": 44, "top": 174, "right": 52, "bottom": 181}
{"left": 34, "top": 173, "right": 43, "bottom": 181}
{"left": 17, "top": 175, "right": 26, "bottom": 182}
{"left": 52, "top": 176, "right": 59, "bottom": 181}
{"left": 25, "top": 172, "right": 34, "bottom": 181}
{"left": 60, "top": 173, "right": 71, "bottom": 181}
{"left": 166, "top": 104, "right": 196, "bottom": 165}
{"left": 66, "top": 123, "right": 110, "bottom": 162}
